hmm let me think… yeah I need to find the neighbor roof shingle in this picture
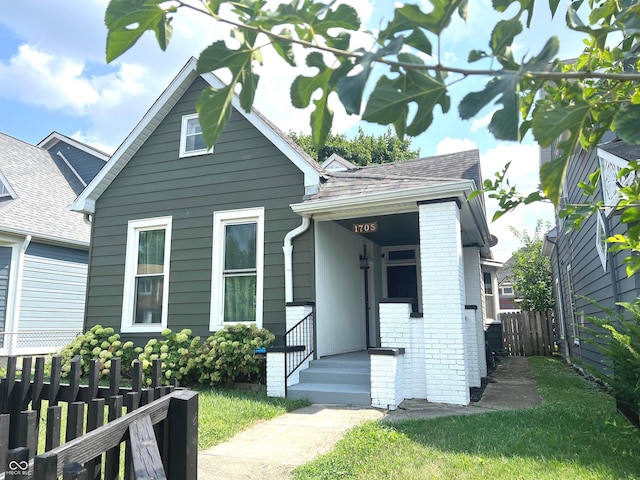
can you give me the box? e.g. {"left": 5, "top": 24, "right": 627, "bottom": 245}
{"left": 0, "top": 133, "right": 91, "bottom": 245}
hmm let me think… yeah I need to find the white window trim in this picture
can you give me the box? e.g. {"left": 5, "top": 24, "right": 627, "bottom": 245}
{"left": 598, "top": 149, "right": 634, "bottom": 216}
{"left": 179, "top": 113, "right": 212, "bottom": 158}
{"left": 596, "top": 210, "right": 608, "bottom": 272}
{"left": 555, "top": 277, "right": 566, "bottom": 340}
{"left": 0, "top": 170, "right": 16, "bottom": 199}
{"left": 210, "top": 207, "right": 265, "bottom": 330}
{"left": 567, "top": 264, "right": 580, "bottom": 345}
{"left": 381, "top": 245, "right": 422, "bottom": 312}
{"left": 121, "top": 216, "right": 172, "bottom": 333}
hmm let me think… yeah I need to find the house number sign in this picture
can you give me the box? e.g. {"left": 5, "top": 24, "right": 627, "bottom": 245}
{"left": 353, "top": 222, "right": 378, "bottom": 234}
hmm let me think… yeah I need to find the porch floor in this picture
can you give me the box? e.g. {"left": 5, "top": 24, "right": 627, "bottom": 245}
{"left": 287, "top": 350, "right": 371, "bottom": 405}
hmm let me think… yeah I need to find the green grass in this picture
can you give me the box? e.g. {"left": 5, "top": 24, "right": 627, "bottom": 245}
{"left": 197, "top": 388, "right": 308, "bottom": 449}
{"left": 292, "top": 357, "right": 640, "bottom": 479}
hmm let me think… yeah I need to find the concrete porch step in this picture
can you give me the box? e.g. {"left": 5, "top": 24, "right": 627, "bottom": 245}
{"left": 287, "top": 382, "right": 371, "bottom": 406}
{"left": 299, "top": 366, "right": 370, "bottom": 385}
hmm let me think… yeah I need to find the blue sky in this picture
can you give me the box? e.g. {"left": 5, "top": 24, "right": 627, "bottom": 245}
{"left": 0, "top": 1, "right": 588, "bottom": 260}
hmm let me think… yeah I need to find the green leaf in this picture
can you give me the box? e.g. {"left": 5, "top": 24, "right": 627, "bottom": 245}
{"left": 311, "top": 92, "right": 333, "bottom": 150}
{"left": 290, "top": 53, "right": 331, "bottom": 108}
{"left": 490, "top": 18, "right": 523, "bottom": 57}
{"left": 468, "top": 50, "right": 488, "bottom": 62}
{"left": 197, "top": 40, "right": 253, "bottom": 75}
{"left": 271, "top": 29, "right": 296, "bottom": 67}
{"left": 613, "top": 104, "right": 640, "bottom": 144}
{"left": 548, "top": 0, "right": 561, "bottom": 17}
{"left": 532, "top": 99, "right": 591, "bottom": 147}
{"left": 338, "top": 38, "right": 403, "bottom": 115}
{"left": 362, "top": 55, "right": 449, "bottom": 137}
{"left": 397, "top": 0, "right": 468, "bottom": 36}
{"left": 312, "top": 3, "right": 360, "bottom": 34}
{"left": 621, "top": 207, "right": 640, "bottom": 224}
{"left": 105, "top": 0, "right": 174, "bottom": 63}
{"left": 540, "top": 155, "right": 569, "bottom": 206}
{"left": 197, "top": 85, "right": 234, "bottom": 147}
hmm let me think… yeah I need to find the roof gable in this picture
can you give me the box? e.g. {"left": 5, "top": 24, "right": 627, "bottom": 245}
{"left": 71, "top": 57, "right": 322, "bottom": 214}
{"left": 0, "top": 132, "right": 90, "bottom": 245}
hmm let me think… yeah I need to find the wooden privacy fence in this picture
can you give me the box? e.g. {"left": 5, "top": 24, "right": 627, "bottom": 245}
{"left": 0, "top": 354, "right": 198, "bottom": 479}
{"left": 500, "top": 310, "right": 555, "bottom": 356}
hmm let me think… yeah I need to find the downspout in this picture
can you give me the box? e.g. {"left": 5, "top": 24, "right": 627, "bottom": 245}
{"left": 283, "top": 217, "right": 311, "bottom": 303}
{"left": 546, "top": 235, "right": 570, "bottom": 360}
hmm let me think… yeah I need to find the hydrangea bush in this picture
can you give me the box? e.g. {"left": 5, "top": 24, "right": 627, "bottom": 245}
{"left": 58, "top": 324, "right": 274, "bottom": 387}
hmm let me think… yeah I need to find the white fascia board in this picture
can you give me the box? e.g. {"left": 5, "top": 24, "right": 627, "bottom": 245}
{"left": 70, "top": 58, "right": 200, "bottom": 214}
{"left": 597, "top": 147, "right": 629, "bottom": 168}
{"left": 480, "top": 258, "right": 503, "bottom": 268}
{"left": 200, "top": 72, "right": 321, "bottom": 188}
{"left": 291, "top": 180, "right": 475, "bottom": 219}
{"left": 38, "top": 132, "right": 110, "bottom": 162}
{"left": 0, "top": 226, "right": 89, "bottom": 249}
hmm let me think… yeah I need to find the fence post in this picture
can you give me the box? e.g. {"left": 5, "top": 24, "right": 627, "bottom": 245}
{"left": 18, "top": 410, "right": 37, "bottom": 459}
{"left": 167, "top": 389, "right": 198, "bottom": 480}
{"left": 6, "top": 446, "right": 29, "bottom": 478}
{"left": 34, "top": 451, "right": 58, "bottom": 480}
{"left": 63, "top": 462, "right": 88, "bottom": 480}
{"left": 0, "top": 414, "right": 10, "bottom": 473}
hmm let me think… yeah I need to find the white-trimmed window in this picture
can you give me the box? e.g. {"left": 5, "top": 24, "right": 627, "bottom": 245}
{"left": 121, "top": 217, "right": 172, "bottom": 332}
{"left": 596, "top": 210, "right": 608, "bottom": 271}
{"left": 210, "top": 207, "right": 264, "bottom": 329}
{"left": 179, "top": 113, "right": 211, "bottom": 157}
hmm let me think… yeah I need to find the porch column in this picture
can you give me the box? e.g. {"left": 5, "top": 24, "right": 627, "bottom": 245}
{"left": 463, "top": 247, "right": 488, "bottom": 382}
{"left": 419, "top": 200, "right": 470, "bottom": 405}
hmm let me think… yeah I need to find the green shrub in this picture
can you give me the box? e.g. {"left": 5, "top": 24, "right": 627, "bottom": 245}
{"left": 196, "top": 324, "right": 275, "bottom": 387}
{"left": 58, "top": 325, "right": 138, "bottom": 378}
{"left": 585, "top": 300, "right": 640, "bottom": 416}
{"left": 136, "top": 328, "right": 202, "bottom": 386}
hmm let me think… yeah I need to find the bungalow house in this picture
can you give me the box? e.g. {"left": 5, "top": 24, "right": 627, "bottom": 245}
{"left": 71, "top": 58, "right": 499, "bottom": 407}
{"left": 542, "top": 134, "right": 640, "bottom": 374}
{"left": 0, "top": 132, "right": 108, "bottom": 355}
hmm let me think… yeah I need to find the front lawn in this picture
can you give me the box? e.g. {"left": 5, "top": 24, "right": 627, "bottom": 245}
{"left": 292, "top": 357, "right": 640, "bottom": 479}
{"left": 198, "top": 388, "right": 308, "bottom": 449}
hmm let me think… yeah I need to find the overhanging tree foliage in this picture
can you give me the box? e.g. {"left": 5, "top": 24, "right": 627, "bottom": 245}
{"left": 104, "top": 0, "right": 640, "bottom": 210}
{"left": 289, "top": 127, "right": 420, "bottom": 166}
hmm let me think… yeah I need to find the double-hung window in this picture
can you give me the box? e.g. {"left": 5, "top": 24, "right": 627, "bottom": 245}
{"left": 121, "top": 217, "right": 172, "bottom": 332}
{"left": 210, "top": 208, "right": 264, "bottom": 329}
{"left": 179, "top": 113, "right": 211, "bottom": 157}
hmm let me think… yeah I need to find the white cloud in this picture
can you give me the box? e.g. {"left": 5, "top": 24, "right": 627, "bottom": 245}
{"left": 471, "top": 111, "right": 493, "bottom": 132}
{"left": 435, "top": 137, "right": 477, "bottom": 155}
{"left": 480, "top": 142, "right": 554, "bottom": 262}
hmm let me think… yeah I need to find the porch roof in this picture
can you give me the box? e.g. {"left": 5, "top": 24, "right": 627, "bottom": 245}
{"left": 306, "top": 150, "right": 481, "bottom": 202}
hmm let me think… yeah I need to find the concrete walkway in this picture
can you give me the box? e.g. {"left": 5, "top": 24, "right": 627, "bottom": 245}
{"left": 198, "top": 356, "right": 542, "bottom": 479}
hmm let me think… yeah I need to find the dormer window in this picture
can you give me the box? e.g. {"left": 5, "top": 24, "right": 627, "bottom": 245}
{"left": 0, "top": 171, "right": 16, "bottom": 199}
{"left": 179, "top": 113, "right": 212, "bottom": 157}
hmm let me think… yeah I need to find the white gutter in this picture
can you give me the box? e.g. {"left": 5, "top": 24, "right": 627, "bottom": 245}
{"left": 6, "top": 235, "right": 31, "bottom": 355}
{"left": 283, "top": 216, "right": 311, "bottom": 303}
{"left": 291, "top": 180, "right": 475, "bottom": 219}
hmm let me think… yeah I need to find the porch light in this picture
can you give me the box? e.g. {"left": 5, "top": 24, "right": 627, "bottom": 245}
{"left": 359, "top": 254, "right": 370, "bottom": 269}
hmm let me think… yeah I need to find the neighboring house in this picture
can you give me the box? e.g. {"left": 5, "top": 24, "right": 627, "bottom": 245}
{"left": 542, "top": 134, "right": 640, "bottom": 374}
{"left": 0, "top": 132, "right": 108, "bottom": 355}
{"left": 497, "top": 257, "right": 519, "bottom": 312}
{"left": 71, "top": 58, "right": 499, "bottom": 407}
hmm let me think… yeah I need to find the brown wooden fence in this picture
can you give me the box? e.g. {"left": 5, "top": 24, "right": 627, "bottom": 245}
{"left": 500, "top": 310, "right": 555, "bottom": 356}
{"left": 0, "top": 355, "right": 198, "bottom": 479}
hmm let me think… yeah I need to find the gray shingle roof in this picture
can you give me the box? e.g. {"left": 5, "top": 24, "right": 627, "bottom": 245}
{"left": 307, "top": 149, "right": 481, "bottom": 201}
{"left": 599, "top": 139, "right": 640, "bottom": 161}
{"left": 0, "top": 132, "right": 91, "bottom": 245}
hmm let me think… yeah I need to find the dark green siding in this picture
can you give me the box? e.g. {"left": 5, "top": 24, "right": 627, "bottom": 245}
{"left": 85, "top": 76, "right": 313, "bottom": 343}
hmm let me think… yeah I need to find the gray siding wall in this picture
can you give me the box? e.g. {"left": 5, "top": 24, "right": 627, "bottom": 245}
{"left": 85, "top": 76, "right": 312, "bottom": 343}
{"left": 0, "top": 246, "right": 10, "bottom": 332}
{"left": 19, "top": 243, "right": 87, "bottom": 346}
{"left": 553, "top": 147, "right": 636, "bottom": 373}
{"left": 48, "top": 141, "right": 105, "bottom": 184}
